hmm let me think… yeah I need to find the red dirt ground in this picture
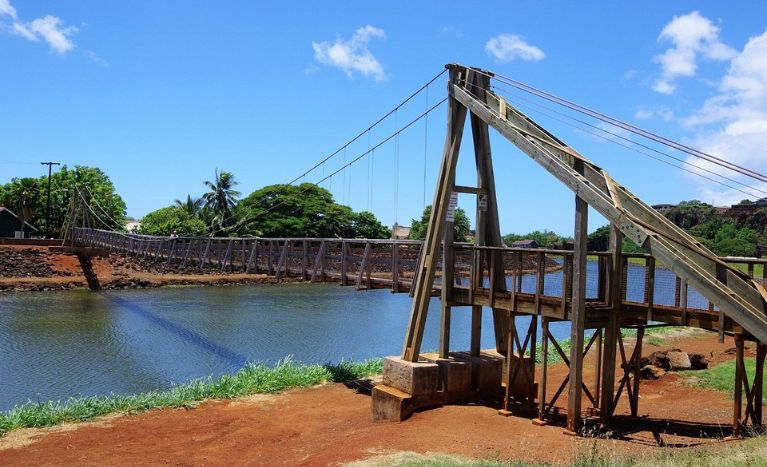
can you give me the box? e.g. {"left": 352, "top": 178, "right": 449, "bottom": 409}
{"left": 0, "top": 331, "right": 753, "bottom": 466}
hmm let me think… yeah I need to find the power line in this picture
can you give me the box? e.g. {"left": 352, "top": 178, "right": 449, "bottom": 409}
{"left": 486, "top": 83, "right": 767, "bottom": 199}
{"left": 465, "top": 66, "right": 767, "bottom": 184}
{"left": 286, "top": 69, "right": 447, "bottom": 186}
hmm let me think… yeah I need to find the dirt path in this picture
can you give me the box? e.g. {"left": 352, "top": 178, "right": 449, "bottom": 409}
{"left": 0, "top": 332, "right": 750, "bottom": 466}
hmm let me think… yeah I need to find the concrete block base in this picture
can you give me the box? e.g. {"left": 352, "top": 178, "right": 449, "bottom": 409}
{"left": 372, "top": 349, "right": 515, "bottom": 422}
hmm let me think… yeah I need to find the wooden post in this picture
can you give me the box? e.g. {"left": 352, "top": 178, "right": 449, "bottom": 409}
{"left": 567, "top": 160, "right": 589, "bottom": 434}
{"left": 630, "top": 326, "right": 644, "bottom": 417}
{"left": 756, "top": 342, "right": 766, "bottom": 429}
{"left": 301, "top": 241, "right": 308, "bottom": 280}
{"left": 402, "top": 66, "right": 468, "bottom": 362}
{"left": 392, "top": 242, "right": 400, "bottom": 293}
{"left": 440, "top": 191, "right": 457, "bottom": 359}
{"left": 537, "top": 317, "right": 550, "bottom": 422}
{"left": 600, "top": 226, "right": 623, "bottom": 424}
{"left": 341, "top": 242, "right": 348, "bottom": 286}
{"left": 734, "top": 333, "right": 745, "bottom": 437}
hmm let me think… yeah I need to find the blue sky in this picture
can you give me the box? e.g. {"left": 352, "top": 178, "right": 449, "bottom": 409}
{"left": 1, "top": 1, "right": 766, "bottom": 235}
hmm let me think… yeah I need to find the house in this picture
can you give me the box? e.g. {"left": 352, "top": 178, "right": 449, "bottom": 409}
{"left": 0, "top": 207, "right": 38, "bottom": 238}
{"left": 391, "top": 222, "right": 411, "bottom": 240}
{"left": 512, "top": 239, "right": 538, "bottom": 249}
{"left": 125, "top": 220, "right": 142, "bottom": 233}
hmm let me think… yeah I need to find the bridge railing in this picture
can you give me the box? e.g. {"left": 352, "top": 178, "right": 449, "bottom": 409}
{"left": 73, "top": 227, "right": 767, "bottom": 333}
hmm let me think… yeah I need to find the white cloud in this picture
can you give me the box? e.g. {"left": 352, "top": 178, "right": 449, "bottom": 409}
{"left": 1, "top": 1, "right": 78, "bottom": 54}
{"left": 682, "top": 30, "right": 767, "bottom": 204}
{"left": 85, "top": 50, "right": 108, "bottom": 67}
{"left": 634, "top": 106, "right": 674, "bottom": 122}
{"left": 312, "top": 25, "right": 386, "bottom": 81}
{"left": 652, "top": 11, "right": 736, "bottom": 94}
{"left": 0, "top": 0, "right": 16, "bottom": 19}
{"left": 485, "top": 34, "right": 545, "bottom": 63}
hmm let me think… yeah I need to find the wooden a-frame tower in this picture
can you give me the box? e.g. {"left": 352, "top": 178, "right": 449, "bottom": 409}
{"left": 373, "top": 64, "right": 767, "bottom": 435}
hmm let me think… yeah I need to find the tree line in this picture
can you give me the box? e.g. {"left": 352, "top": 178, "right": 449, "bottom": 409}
{"left": 140, "top": 170, "right": 391, "bottom": 239}
{"left": 0, "top": 166, "right": 126, "bottom": 236}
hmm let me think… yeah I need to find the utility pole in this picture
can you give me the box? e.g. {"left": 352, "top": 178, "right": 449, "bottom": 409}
{"left": 40, "top": 161, "right": 61, "bottom": 238}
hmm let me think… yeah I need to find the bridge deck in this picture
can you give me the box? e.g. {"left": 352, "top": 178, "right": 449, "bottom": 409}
{"left": 74, "top": 228, "right": 763, "bottom": 339}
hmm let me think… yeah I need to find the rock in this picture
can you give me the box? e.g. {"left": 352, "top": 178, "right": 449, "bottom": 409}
{"left": 689, "top": 353, "right": 709, "bottom": 370}
{"left": 666, "top": 350, "right": 691, "bottom": 370}
{"left": 640, "top": 365, "right": 666, "bottom": 380}
{"left": 647, "top": 351, "right": 671, "bottom": 371}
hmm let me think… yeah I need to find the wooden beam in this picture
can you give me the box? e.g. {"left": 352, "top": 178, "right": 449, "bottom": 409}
{"left": 567, "top": 160, "right": 589, "bottom": 434}
{"left": 402, "top": 67, "right": 468, "bottom": 362}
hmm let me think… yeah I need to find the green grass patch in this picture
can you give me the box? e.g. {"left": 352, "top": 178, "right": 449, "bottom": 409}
{"left": 0, "top": 358, "right": 382, "bottom": 437}
{"left": 682, "top": 358, "right": 767, "bottom": 402}
{"left": 351, "top": 434, "right": 767, "bottom": 466}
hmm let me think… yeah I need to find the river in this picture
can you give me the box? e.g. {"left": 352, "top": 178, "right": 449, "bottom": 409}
{"left": 0, "top": 262, "right": 708, "bottom": 411}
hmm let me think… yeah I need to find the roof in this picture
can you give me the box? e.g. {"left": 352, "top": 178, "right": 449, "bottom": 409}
{"left": 512, "top": 239, "right": 538, "bottom": 246}
{"left": 0, "top": 207, "right": 39, "bottom": 231}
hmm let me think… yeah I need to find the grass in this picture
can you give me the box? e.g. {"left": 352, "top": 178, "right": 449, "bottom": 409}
{"left": 349, "top": 434, "right": 767, "bottom": 466}
{"left": 0, "top": 358, "right": 382, "bottom": 437}
{"left": 532, "top": 326, "right": 676, "bottom": 364}
{"left": 681, "top": 357, "right": 767, "bottom": 402}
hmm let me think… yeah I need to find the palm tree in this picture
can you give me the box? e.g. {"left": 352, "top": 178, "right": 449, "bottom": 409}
{"left": 174, "top": 195, "right": 203, "bottom": 217}
{"left": 202, "top": 170, "right": 240, "bottom": 235}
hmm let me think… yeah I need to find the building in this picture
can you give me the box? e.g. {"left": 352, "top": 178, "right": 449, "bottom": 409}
{"left": 0, "top": 207, "right": 38, "bottom": 238}
{"left": 511, "top": 239, "right": 538, "bottom": 249}
{"left": 391, "top": 222, "right": 411, "bottom": 240}
{"left": 125, "top": 220, "right": 142, "bottom": 233}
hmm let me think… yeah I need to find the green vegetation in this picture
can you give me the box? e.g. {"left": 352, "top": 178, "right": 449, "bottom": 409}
{"left": 682, "top": 357, "right": 767, "bottom": 402}
{"left": 0, "top": 358, "right": 382, "bottom": 436}
{"left": 503, "top": 229, "right": 572, "bottom": 249}
{"left": 141, "top": 177, "right": 390, "bottom": 239}
{"left": 588, "top": 200, "right": 767, "bottom": 257}
{"left": 138, "top": 206, "right": 208, "bottom": 236}
{"left": 0, "top": 165, "right": 127, "bottom": 236}
{"left": 354, "top": 436, "right": 767, "bottom": 466}
{"left": 409, "top": 205, "right": 471, "bottom": 242}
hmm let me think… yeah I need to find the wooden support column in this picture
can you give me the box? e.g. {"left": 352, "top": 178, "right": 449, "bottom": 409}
{"left": 402, "top": 66, "right": 468, "bottom": 362}
{"left": 440, "top": 191, "right": 456, "bottom": 358}
{"left": 341, "top": 242, "right": 348, "bottom": 286}
{"left": 567, "top": 160, "right": 589, "bottom": 434}
{"left": 734, "top": 333, "right": 745, "bottom": 437}
{"left": 600, "top": 226, "right": 623, "bottom": 424}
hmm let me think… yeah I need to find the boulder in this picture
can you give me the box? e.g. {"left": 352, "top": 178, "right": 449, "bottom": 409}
{"left": 640, "top": 365, "right": 666, "bottom": 380}
{"left": 689, "top": 353, "right": 709, "bottom": 370}
{"left": 647, "top": 351, "right": 671, "bottom": 371}
{"left": 666, "top": 350, "right": 691, "bottom": 370}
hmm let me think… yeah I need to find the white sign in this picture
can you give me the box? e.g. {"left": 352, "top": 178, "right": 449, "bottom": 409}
{"left": 446, "top": 192, "right": 458, "bottom": 223}
{"left": 478, "top": 194, "right": 488, "bottom": 211}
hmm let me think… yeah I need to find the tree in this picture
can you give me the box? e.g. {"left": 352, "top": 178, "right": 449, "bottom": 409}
{"left": 502, "top": 229, "right": 572, "bottom": 249}
{"left": 2, "top": 177, "right": 41, "bottom": 233}
{"left": 351, "top": 211, "right": 390, "bottom": 239}
{"left": 139, "top": 207, "right": 208, "bottom": 237}
{"left": 13, "top": 165, "right": 127, "bottom": 235}
{"left": 174, "top": 195, "right": 203, "bottom": 217}
{"left": 408, "top": 205, "right": 471, "bottom": 242}
{"left": 239, "top": 183, "right": 356, "bottom": 238}
{"left": 203, "top": 170, "right": 241, "bottom": 236}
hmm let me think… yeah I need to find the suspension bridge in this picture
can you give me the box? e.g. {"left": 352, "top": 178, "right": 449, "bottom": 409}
{"left": 64, "top": 64, "right": 767, "bottom": 438}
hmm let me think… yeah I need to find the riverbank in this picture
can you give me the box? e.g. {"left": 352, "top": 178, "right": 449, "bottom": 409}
{"left": 0, "top": 245, "right": 296, "bottom": 292}
{"left": 0, "top": 330, "right": 759, "bottom": 466}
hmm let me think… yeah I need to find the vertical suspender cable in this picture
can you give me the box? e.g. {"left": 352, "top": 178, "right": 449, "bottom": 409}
{"left": 394, "top": 109, "right": 399, "bottom": 224}
{"left": 422, "top": 85, "right": 429, "bottom": 210}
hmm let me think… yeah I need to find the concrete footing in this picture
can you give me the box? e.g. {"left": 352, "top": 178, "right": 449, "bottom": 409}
{"left": 372, "top": 349, "right": 529, "bottom": 421}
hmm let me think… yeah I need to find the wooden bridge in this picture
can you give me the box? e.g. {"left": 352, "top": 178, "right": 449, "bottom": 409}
{"left": 68, "top": 63, "right": 767, "bottom": 438}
